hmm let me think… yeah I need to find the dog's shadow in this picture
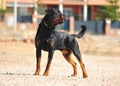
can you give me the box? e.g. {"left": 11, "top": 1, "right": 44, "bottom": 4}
{"left": 0, "top": 72, "right": 83, "bottom": 80}
{"left": 0, "top": 72, "right": 33, "bottom": 75}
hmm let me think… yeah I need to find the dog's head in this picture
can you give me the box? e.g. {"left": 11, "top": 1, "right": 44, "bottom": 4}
{"left": 44, "top": 8, "right": 66, "bottom": 28}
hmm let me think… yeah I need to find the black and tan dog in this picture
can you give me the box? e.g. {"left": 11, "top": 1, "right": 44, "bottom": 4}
{"left": 34, "top": 8, "right": 88, "bottom": 78}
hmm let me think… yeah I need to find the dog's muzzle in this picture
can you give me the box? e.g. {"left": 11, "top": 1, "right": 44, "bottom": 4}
{"left": 58, "top": 14, "right": 66, "bottom": 24}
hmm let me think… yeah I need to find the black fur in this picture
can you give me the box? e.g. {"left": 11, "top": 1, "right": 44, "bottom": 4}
{"left": 34, "top": 8, "right": 88, "bottom": 77}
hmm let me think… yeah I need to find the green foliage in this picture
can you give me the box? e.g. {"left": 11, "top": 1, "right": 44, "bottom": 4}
{"left": 107, "top": 0, "right": 118, "bottom": 3}
{"left": 0, "top": 9, "right": 5, "bottom": 21}
{"left": 0, "top": 8, "right": 13, "bottom": 21}
{"left": 5, "top": 8, "right": 13, "bottom": 13}
{"left": 0, "top": 8, "right": 13, "bottom": 15}
{"left": 95, "top": 0, "right": 120, "bottom": 20}
{"left": 0, "top": 9, "right": 5, "bottom": 15}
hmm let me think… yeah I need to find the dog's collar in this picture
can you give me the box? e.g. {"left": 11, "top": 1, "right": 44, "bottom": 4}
{"left": 44, "top": 21, "right": 51, "bottom": 29}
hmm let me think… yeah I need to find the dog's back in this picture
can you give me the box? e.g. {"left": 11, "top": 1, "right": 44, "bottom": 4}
{"left": 46, "top": 25, "right": 86, "bottom": 51}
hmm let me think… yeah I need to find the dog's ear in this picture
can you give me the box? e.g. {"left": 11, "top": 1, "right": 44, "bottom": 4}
{"left": 45, "top": 8, "right": 56, "bottom": 13}
{"left": 46, "top": 8, "right": 56, "bottom": 13}
{"left": 45, "top": 9, "right": 51, "bottom": 13}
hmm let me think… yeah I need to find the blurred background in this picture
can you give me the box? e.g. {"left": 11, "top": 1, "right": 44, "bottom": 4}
{"left": 0, "top": 1, "right": 120, "bottom": 86}
{"left": 0, "top": 0, "right": 120, "bottom": 33}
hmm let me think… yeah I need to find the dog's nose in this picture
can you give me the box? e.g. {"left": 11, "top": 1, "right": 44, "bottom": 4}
{"left": 62, "top": 14, "right": 66, "bottom": 20}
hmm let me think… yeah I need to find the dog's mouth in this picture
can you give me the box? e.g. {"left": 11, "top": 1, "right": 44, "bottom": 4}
{"left": 59, "top": 14, "right": 66, "bottom": 24}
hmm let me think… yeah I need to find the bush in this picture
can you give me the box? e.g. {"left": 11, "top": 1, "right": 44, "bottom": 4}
{"left": 95, "top": 0, "right": 120, "bottom": 20}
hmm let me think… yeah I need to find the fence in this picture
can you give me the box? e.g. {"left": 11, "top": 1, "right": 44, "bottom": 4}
{"left": 63, "top": 20, "right": 120, "bottom": 35}
{"left": 111, "top": 21, "right": 120, "bottom": 29}
{"left": 75, "top": 20, "right": 105, "bottom": 34}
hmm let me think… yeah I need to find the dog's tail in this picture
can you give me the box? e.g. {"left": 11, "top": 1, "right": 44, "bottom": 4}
{"left": 71, "top": 25, "right": 86, "bottom": 38}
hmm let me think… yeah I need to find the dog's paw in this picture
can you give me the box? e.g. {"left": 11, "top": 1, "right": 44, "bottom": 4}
{"left": 34, "top": 72, "right": 40, "bottom": 75}
{"left": 83, "top": 74, "right": 88, "bottom": 78}
{"left": 43, "top": 73, "right": 49, "bottom": 76}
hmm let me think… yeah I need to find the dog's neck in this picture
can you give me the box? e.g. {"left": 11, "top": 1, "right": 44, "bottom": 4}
{"left": 43, "top": 21, "right": 54, "bottom": 29}
{"left": 43, "top": 21, "right": 56, "bottom": 30}
{"left": 44, "top": 21, "right": 51, "bottom": 29}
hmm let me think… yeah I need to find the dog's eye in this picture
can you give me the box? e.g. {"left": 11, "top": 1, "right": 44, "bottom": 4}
{"left": 59, "top": 14, "right": 62, "bottom": 16}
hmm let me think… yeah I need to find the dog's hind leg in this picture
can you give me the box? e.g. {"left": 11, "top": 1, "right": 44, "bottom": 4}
{"left": 72, "top": 46, "right": 88, "bottom": 78}
{"left": 77, "top": 56, "right": 88, "bottom": 78}
{"left": 68, "top": 38, "right": 88, "bottom": 78}
{"left": 62, "top": 49, "right": 77, "bottom": 77}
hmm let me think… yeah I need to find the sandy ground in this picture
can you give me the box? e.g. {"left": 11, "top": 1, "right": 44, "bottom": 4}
{"left": 0, "top": 31, "right": 120, "bottom": 86}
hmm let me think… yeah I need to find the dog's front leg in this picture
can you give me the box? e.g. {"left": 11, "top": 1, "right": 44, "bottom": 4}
{"left": 43, "top": 50, "right": 54, "bottom": 76}
{"left": 35, "top": 49, "right": 41, "bottom": 75}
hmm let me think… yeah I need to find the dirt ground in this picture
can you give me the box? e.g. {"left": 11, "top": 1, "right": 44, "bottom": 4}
{"left": 0, "top": 30, "right": 120, "bottom": 86}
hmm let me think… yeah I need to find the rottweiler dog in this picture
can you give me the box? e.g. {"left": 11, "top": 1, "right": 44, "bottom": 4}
{"left": 34, "top": 8, "right": 88, "bottom": 78}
